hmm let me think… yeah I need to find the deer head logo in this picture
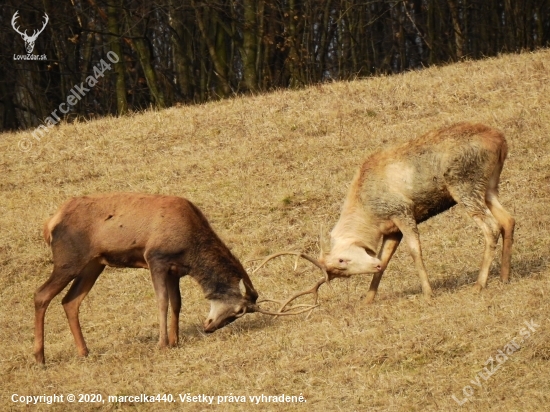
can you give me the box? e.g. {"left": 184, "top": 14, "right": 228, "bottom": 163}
{"left": 12, "top": 11, "right": 49, "bottom": 54}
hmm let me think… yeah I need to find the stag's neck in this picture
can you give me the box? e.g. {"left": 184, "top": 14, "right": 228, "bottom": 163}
{"left": 188, "top": 235, "right": 256, "bottom": 301}
{"left": 330, "top": 165, "right": 382, "bottom": 251}
{"left": 189, "top": 244, "right": 240, "bottom": 300}
{"left": 331, "top": 202, "right": 381, "bottom": 253}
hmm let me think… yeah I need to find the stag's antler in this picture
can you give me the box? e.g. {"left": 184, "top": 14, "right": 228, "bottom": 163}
{"left": 248, "top": 302, "right": 319, "bottom": 316}
{"left": 252, "top": 251, "right": 329, "bottom": 281}
{"left": 251, "top": 251, "right": 331, "bottom": 316}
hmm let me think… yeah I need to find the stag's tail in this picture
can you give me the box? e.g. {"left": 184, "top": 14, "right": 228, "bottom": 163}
{"left": 43, "top": 218, "right": 53, "bottom": 246}
{"left": 487, "top": 128, "right": 508, "bottom": 192}
{"left": 499, "top": 134, "right": 508, "bottom": 165}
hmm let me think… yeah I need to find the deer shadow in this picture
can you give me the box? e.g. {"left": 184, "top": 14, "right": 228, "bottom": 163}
{"left": 178, "top": 314, "right": 276, "bottom": 339}
{"left": 388, "top": 255, "right": 548, "bottom": 298}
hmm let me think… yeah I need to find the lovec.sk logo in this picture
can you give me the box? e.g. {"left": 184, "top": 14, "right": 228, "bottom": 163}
{"left": 12, "top": 10, "right": 48, "bottom": 60}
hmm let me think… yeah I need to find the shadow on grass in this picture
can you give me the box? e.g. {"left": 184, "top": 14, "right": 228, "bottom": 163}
{"left": 178, "top": 314, "right": 276, "bottom": 338}
{"left": 383, "top": 255, "right": 548, "bottom": 299}
{"left": 510, "top": 256, "right": 548, "bottom": 279}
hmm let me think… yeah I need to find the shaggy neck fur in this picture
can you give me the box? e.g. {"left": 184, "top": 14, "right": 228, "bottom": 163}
{"left": 331, "top": 166, "right": 382, "bottom": 253}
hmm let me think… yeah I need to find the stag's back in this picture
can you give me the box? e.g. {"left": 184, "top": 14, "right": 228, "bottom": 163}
{"left": 43, "top": 193, "right": 201, "bottom": 256}
{"left": 348, "top": 122, "right": 507, "bottom": 223}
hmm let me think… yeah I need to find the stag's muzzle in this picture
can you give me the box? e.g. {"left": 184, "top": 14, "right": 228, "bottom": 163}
{"left": 203, "top": 299, "right": 248, "bottom": 333}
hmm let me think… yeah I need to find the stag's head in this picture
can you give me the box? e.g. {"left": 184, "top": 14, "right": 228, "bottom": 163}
{"left": 319, "top": 242, "right": 382, "bottom": 278}
{"left": 203, "top": 272, "right": 259, "bottom": 333}
{"left": 12, "top": 11, "right": 49, "bottom": 54}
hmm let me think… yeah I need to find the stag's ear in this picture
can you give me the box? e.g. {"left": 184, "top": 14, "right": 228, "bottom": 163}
{"left": 239, "top": 279, "right": 258, "bottom": 303}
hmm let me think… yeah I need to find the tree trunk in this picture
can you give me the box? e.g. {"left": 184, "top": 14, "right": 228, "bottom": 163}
{"left": 168, "top": 2, "right": 193, "bottom": 101}
{"left": 287, "top": 0, "right": 301, "bottom": 88}
{"left": 130, "top": 37, "right": 166, "bottom": 108}
{"left": 191, "top": 0, "right": 231, "bottom": 97}
{"left": 107, "top": 0, "right": 128, "bottom": 114}
{"left": 242, "top": 0, "right": 258, "bottom": 91}
{"left": 447, "top": 0, "right": 464, "bottom": 59}
{"left": 427, "top": 0, "right": 436, "bottom": 64}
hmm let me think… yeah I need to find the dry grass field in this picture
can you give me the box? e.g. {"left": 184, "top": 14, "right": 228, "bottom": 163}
{"left": 1, "top": 50, "right": 549, "bottom": 411}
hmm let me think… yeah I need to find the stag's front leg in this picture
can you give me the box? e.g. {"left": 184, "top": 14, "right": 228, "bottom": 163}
{"left": 365, "top": 233, "right": 402, "bottom": 304}
{"left": 149, "top": 262, "right": 170, "bottom": 348}
{"left": 391, "top": 216, "right": 433, "bottom": 298}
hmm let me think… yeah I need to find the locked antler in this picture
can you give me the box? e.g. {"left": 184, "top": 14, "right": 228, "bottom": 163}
{"left": 252, "top": 251, "right": 331, "bottom": 316}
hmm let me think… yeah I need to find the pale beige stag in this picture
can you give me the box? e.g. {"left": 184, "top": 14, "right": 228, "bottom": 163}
{"left": 322, "top": 122, "right": 515, "bottom": 302}
{"left": 257, "top": 122, "right": 515, "bottom": 310}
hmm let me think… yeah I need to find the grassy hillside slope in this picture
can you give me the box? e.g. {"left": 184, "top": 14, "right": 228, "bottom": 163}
{"left": 1, "top": 50, "right": 549, "bottom": 411}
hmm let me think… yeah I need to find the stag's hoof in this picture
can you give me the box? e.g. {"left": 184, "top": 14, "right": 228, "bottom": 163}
{"left": 364, "top": 291, "right": 377, "bottom": 304}
{"left": 158, "top": 340, "right": 170, "bottom": 350}
{"left": 77, "top": 348, "right": 89, "bottom": 358}
{"left": 472, "top": 283, "right": 483, "bottom": 293}
{"left": 421, "top": 287, "right": 433, "bottom": 300}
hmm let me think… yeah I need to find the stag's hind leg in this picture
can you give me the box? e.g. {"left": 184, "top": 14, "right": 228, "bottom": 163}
{"left": 469, "top": 210, "right": 501, "bottom": 292}
{"left": 486, "top": 191, "right": 514, "bottom": 282}
{"left": 484, "top": 141, "right": 515, "bottom": 283}
{"left": 448, "top": 187, "right": 501, "bottom": 292}
{"left": 34, "top": 268, "right": 80, "bottom": 364}
{"left": 61, "top": 259, "right": 105, "bottom": 358}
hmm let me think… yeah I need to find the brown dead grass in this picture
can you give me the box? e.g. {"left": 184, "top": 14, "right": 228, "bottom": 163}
{"left": 1, "top": 50, "right": 550, "bottom": 411}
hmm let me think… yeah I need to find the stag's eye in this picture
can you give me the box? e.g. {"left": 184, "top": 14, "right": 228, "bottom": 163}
{"left": 339, "top": 259, "right": 344, "bottom": 263}
{"left": 365, "top": 248, "right": 377, "bottom": 258}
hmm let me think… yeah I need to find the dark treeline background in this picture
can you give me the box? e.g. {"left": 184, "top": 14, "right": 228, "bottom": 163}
{"left": 1, "top": 0, "right": 549, "bottom": 131}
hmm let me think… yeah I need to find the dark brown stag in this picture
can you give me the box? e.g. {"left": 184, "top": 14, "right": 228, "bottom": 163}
{"left": 34, "top": 193, "right": 308, "bottom": 364}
